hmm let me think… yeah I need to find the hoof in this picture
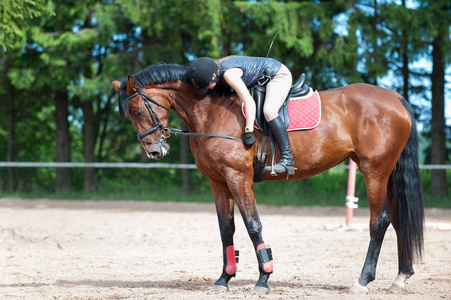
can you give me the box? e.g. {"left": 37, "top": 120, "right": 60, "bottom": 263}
{"left": 388, "top": 282, "right": 405, "bottom": 293}
{"left": 252, "top": 285, "right": 270, "bottom": 294}
{"left": 388, "top": 273, "right": 407, "bottom": 293}
{"left": 350, "top": 281, "right": 369, "bottom": 294}
{"left": 211, "top": 284, "right": 229, "bottom": 292}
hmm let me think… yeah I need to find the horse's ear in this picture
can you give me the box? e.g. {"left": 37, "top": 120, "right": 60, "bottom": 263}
{"left": 111, "top": 80, "right": 121, "bottom": 92}
{"left": 127, "top": 75, "right": 138, "bottom": 93}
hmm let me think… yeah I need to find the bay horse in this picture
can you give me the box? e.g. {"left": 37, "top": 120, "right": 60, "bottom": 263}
{"left": 111, "top": 63, "right": 424, "bottom": 294}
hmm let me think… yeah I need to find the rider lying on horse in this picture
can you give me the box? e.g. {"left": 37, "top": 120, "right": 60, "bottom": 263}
{"left": 188, "top": 56, "right": 295, "bottom": 176}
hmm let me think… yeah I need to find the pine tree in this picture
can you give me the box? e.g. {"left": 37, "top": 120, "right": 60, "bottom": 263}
{"left": 420, "top": 0, "right": 450, "bottom": 197}
{"left": 235, "top": 0, "right": 356, "bottom": 88}
{"left": 0, "top": 0, "right": 50, "bottom": 51}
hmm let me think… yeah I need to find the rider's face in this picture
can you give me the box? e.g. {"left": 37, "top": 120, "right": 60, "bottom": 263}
{"left": 209, "top": 74, "right": 217, "bottom": 89}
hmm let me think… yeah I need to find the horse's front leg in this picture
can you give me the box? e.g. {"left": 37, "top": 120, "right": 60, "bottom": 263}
{"left": 209, "top": 179, "right": 238, "bottom": 292}
{"left": 240, "top": 205, "right": 273, "bottom": 294}
{"left": 228, "top": 174, "right": 273, "bottom": 294}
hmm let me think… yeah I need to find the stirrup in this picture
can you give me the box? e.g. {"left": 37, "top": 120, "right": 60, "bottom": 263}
{"left": 265, "top": 162, "right": 295, "bottom": 177}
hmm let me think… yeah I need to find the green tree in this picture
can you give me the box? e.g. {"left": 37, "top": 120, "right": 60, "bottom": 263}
{"left": 0, "top": 0, "right": 50, "bottom": 51}
{"left": 235, "top": 0, "right": 356, "bottom": 88}
{"left": 1, "top": 0, "right": 448, "bottom": 201}
{"left": 1, "top": 0, "right": 53, "bottom": 191}
{"left": 374, "top": 1, "right": 426, "bottom": 102}
{"left": 347, "top": 0, "right": 449, "bottom": 197}
{"left": 421, "top": 0, "right": 450, "bottom": 197}
{"left": 24, "top": 0, "right": 101, "bottom": 192}
{"left": 0, "top": 47, "right": 56, "bottom": 191}
{"left": 346, "top": 1, "right": 394, "bottom": 85}
{"left": 110, "top": 0, "right": 248, "bottom": 194}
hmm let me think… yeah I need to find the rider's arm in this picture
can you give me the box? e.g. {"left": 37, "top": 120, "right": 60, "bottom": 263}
{"left": 223, "top": 68, "right": 255, "bottom": 132}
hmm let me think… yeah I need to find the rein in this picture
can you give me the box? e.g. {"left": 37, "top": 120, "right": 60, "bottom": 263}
{"left": 127, "top": 89, "right": 243, "bottom": 144}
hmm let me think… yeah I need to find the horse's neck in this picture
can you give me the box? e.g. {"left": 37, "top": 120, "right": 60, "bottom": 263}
{"left": 173, "top": 93, "right": 241, "bottom": 135}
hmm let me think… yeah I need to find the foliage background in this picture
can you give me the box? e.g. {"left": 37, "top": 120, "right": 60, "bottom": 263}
{"left": 0, "top": 0, "right": 450, "bottom": 207}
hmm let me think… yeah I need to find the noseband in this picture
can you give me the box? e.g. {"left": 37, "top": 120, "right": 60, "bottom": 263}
{"left": 127, "top": 88, "right": 243, "bottom": 144}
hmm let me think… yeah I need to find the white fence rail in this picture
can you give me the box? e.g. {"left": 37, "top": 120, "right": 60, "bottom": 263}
{"left": 0, "top": 162, "right": 450, "bottom": 170}
{"left": 0, "top": 162, "right": 198, "bottom": 169}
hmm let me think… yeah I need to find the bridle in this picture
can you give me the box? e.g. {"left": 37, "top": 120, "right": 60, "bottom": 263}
{"left": 127, "top": 88, "right": 243, "bottom": 144}
{"left": 127, "top": 89, "right": 170, "bottom": 144}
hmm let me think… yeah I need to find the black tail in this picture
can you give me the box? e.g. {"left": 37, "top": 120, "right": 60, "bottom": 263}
{"left": 391, "top": 98, "right": 424, "bottom": 263}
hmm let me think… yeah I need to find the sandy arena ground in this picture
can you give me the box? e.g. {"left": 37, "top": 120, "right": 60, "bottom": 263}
{"left": 0, "top": 198, "right": 450, "bottom": 299}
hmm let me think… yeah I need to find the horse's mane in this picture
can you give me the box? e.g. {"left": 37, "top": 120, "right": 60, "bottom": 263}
{"left": 118, "top": 63, "right": 189, "bottom": 117}
{"left": 134, "top": 63, "right": 190, "bottom": 87}
{"left": 118, "top": 62, "right": 236, "bottom": 117}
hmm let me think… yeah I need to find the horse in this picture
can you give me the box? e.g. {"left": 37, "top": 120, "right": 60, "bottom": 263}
{"left": 110, "top": 63, "right": 424, "bottom": 294}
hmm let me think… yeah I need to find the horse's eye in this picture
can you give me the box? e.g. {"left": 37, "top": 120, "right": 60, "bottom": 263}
{"left": 136, "top": 108, "right": 143, "bottom": 116}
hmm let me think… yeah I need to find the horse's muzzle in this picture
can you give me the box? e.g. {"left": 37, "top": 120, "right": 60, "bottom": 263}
{"left": 144, "top": 142, "right": 170, "bottom": 159}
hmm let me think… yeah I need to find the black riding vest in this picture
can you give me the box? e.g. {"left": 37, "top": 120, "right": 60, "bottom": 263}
{"left": 217, "top": 56, "right": 282, "bottom": 88}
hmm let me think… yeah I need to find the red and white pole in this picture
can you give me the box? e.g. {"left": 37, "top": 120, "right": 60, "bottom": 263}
{"left": 345, "top": 160, "right": 359, "bottom": 227}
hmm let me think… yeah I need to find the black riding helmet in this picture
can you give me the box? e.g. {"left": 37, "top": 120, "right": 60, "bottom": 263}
{"left": 188, "top": 57, "right": 218, "bottom": 94}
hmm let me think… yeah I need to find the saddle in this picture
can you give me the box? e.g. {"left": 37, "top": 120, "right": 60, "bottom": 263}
{"left": 250, "top": 74, "right": 310, "bottom": 136}
{"left": 249, "top": 73, "right": 311, "bottom": 182}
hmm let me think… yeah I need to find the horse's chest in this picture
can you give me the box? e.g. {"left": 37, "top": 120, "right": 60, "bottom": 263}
{"left": 192, "top": 142, "right": 253, "bottom": 182}
{"left": 193, "top": 157, "right": 223, "bottom": 182}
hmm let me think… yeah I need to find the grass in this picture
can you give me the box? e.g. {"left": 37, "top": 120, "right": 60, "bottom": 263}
{"left": 2, "top": 169, "right": 449, "bottom": 209}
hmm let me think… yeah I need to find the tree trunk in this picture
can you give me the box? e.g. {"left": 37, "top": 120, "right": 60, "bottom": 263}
{"left": 430, "top": 35, "right": 447, "bottom": 197}
{"left": 82, "top": 100, "right": 96, "bottom": 192}
{"left": 7, "top": 82, "right": 18, "bottom": 191}
{"left": 180, "top": 122, "right": 192, "bottom": 195}
{"left": 55, "top": 90, "right": 71, "bottom": 192}
{"left": 96, "top": 95, "right": 113, "bottom": 162}
{"left": 402, "top": 50, "right": 409, "bottom": 102}
{"left": 401, "top": 0, "right": 410, "bottom": 102}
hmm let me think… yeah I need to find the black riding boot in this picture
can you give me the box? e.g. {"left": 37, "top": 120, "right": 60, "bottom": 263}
{"left": 265, "top": 117, "right": 295, "bottom": 175}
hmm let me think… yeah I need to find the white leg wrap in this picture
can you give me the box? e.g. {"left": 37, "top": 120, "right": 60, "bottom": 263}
{"left": 350, "top": 281, "right": 369, "bottom": 294}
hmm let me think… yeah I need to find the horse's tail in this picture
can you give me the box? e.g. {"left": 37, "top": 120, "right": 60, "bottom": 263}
{"left": 391, "top": 97, "right": 424, "bottom": 263}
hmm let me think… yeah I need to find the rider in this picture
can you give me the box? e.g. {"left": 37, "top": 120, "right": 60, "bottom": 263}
{"left": 188, "top": 56, "right": 294, "bottom": 176}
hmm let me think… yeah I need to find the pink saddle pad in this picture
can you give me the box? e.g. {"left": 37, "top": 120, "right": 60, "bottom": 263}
{"left": 287, "top": 90, "right": 321, "bottom": 131}
{"left": 242, "top": 90, "right": 321, "bottom": 131}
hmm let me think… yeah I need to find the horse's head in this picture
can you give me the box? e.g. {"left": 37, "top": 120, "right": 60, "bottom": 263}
{"left": 111, "top": 76, "right": 171, "bottom": 159}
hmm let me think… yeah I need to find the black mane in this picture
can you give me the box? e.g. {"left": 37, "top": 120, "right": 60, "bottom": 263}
{"left": 118, "top": 62, "right": 236, "bottom": 117}
{"left": 118, "top": 63, "right": 189, "bottom": 117}
{"left": 134, "top": 63, "right": 190, "bottom": 87}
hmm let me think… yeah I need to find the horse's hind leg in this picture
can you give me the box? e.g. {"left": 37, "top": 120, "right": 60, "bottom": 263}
{"left": 209, "top": 180, "right": 238, "bottom": 292}
{"left": 388, "top": 250, "right": 415, "bottom": 292}
{"left": 355, "top": 174, "right": 416, "bottom": 294}
{"left": 351, "top": 173, "right": 391, "bottom": 294}
{"left": 388, "top": 190, "right": 416, "bottom": 293}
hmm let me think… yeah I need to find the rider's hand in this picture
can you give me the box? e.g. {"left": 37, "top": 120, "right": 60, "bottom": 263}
{"left": 243, "top": 132, "right": 256, "bottom": 146}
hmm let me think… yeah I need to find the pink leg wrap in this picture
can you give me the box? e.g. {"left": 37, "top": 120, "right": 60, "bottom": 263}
{"left": 226, "top": 245, "right": 238, "bottom": 275}
{"left": 257, "top": 243, "right": 273, "bottom": 273}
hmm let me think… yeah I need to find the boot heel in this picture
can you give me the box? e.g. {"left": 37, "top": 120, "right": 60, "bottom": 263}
{"left": 286, "top": 166, "right": 295, "bottom": 176}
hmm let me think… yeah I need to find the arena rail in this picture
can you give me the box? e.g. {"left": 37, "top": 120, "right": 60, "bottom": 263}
{"left": 0, "top": 162, "right": 198, "bottom": 169}
{"left": 0, "top": 162, "right": 450, "bottom": 169}
{"left": 2, "top": 161, "right": 449, "bottom": 231}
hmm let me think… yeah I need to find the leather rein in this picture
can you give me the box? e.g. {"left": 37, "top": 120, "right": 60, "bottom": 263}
{"left": 127, "top": 89, "right": 243, "bottom": 144}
